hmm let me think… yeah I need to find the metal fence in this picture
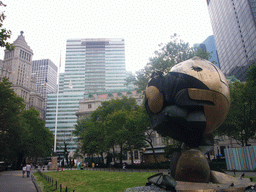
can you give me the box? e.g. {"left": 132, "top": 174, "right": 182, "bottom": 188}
{"left": 37, "top": 170, "right": 75, "bottom": 192}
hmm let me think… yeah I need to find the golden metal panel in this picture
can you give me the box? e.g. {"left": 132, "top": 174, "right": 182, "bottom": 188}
{"left": 188, "top": 88, "right": 230, "bottom": 134}
{"left": 171, "top": 57, "right": 230, "bottom": 102}
{"left": 145, "top": 86, "right": 163, "bottom": 114}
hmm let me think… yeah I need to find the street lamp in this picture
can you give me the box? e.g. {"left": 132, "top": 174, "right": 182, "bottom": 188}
{"left": 54, "top": 53, "right": 61, "bottom": 153}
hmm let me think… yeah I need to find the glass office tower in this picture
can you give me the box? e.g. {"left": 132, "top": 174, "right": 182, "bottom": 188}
{"left": 64, "top": 38, "right": 126, "bottom": 93}
{"left": 45, "top": 38, "right": 128, "bottom": 154}
{"left": 32, "top": 59, "right": 57, "bottom": 99}
{"left": 200, "top": 35, "right": 220, "bottom": 68}
{"left": 207, "top": 0, "right": 256, "bottom": 81}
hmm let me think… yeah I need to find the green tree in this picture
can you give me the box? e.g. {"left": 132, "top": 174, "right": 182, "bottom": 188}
{"left": 91, "top": 96, "right": 138, "bottom": 122}
{"left": 20, "top": 108, "right": 54, "bottom": 162}
{"left": 0, "top": 2, "right": 14, "bottom": 50}
{"left": 0, "top": 78, "right": 53, "bottom": 167}
{"left": 75, "top": 119, "right": 107, "bottom": 163}
{"left": 0, "top": 78, "right": 25, "bottom": 166}
{"left": 164, "top": 138, "right": 182, "bottom": 159}
{"left": 75, "top": 97, "right": 145, "bottom": 165}
{"left": 131, "top": 34, "right": 212, "bottom": 91}
{"left": 106, "top": 110, "right": 128, "bottom": 165}
{"left": 215, "top": 81, "right": 256, "bottom": 146}
{"left": 247, "top": 62, "right": 256, "bottom": 85}
{"left": 124, "top": 109, "right": 147, "bottom": 164}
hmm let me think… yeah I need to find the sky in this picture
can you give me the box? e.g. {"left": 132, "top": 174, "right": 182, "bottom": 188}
{"left": 1, "top": 0, "right": 213, "bottom": 73}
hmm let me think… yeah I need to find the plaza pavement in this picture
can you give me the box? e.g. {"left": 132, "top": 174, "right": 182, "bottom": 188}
{"left": 0, "top": 169, "right": 37, "bottom": 192}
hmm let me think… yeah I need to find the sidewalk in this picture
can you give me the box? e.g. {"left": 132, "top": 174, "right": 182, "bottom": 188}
{"left": 0, "top": 170, "right": 37, "bottom": 192}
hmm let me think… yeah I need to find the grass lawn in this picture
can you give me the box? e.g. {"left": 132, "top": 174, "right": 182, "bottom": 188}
{"left": 34, "top": 170, "right": 156, "bottom": 192}
{"left": 232, "top": 174, "right": 256, "bottom": 182}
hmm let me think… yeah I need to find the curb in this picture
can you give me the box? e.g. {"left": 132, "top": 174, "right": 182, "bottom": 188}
{"left": 31, "top": 173, "right": 42, "bottom": 192}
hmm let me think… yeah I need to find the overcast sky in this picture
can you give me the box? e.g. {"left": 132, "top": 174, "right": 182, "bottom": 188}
{"left": 2, "top": 0, "right": 213, "bottom": 73}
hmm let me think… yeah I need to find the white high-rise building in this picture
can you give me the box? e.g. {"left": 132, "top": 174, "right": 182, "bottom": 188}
{"left": 64, "top": 38, "right": 126, "bottom": 93}
{"left": 45, "top": 38, "right": 129, "bottom": 154}
{"left": 32, "top": 59, "right": 58, "bottom": 99}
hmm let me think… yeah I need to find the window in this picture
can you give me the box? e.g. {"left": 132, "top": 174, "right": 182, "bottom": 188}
{"left": 88, "top": 104, "right": 91, "bottom": 108}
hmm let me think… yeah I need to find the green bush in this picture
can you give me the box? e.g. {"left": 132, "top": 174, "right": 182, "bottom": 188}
{"left": 209, "top": 161, "right": 226, "bottom": 172}
{"left": 126, "top": 161, "right": 170, "bottom": 169}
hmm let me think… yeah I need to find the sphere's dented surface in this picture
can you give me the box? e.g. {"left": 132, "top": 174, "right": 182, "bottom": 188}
{"left": 170, "top": 57, "right": 229, "bottom": 97}
{"left": 171, "top": 56, "right": 230, "bottom": 133}
{"left": 145, "top": 56, "right": 230, "bottom": 147}
{"left": 175, "top": 149, "right": 210, "bottom": 183}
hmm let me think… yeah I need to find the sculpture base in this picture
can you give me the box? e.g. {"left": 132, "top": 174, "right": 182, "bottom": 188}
{"left": 126, "top": 171, "right": 256, "bottom": 191}
{"left": 50, "top": 156, "right": 58, "bottom": 170}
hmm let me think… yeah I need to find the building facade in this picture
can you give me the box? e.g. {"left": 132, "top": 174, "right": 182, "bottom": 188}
{"left": 199, "top": 35, "right": 220, "bottom": 68}
{"left": 207, "top": 0, "right": 256, "bottom": 81}
{"left": 65, "top": 38, "right": 127, "bottom": 93}
{"left": 32, "top": 59, "right": 58, "bottom": 117}
{"left": 45, "top": 38, "right": 130, "bottom": 154}
{"left": 32, "top": 59, "right": 58, "bottom": 99}
{"left": 0, "top": 31, "right": 45, "bottom": 119}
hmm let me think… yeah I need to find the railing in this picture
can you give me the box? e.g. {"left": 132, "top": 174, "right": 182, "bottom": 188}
{"left": 37, "top": 170, "right": 75, "bottom": 192}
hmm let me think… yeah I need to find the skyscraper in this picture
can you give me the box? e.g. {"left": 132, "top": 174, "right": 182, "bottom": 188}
{"left": 1, "top": 31, "right": 45, "bottom": 119}
{"left": 45, "top": 38, "right": 129, "bottom": 154}
{"left": 207, "top": 0, "right": 256, "bottom": 81}
{"left": 64, "top": 38, "right": 126, "bottom": 93}
{"left": 32, "top": 59, "right": 58, "bottom": 102}
{"left": 199, "top": 35, "right": 220, "bottom": 68}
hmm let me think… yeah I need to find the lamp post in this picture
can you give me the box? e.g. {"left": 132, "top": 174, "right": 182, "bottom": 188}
{"left": 54, "top": 53, "right": 61, "bottom": 153}
{"left": 53, "top": 81, "right": 59, "bottom": 153}
{"left": 50, "top": 53, "right": 61, "bottom": 170}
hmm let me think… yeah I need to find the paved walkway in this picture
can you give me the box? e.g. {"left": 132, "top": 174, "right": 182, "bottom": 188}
{"left": 0, "top": 170, "right": 37, "bottom": 192}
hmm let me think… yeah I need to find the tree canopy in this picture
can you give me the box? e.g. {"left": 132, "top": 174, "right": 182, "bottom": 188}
{"left": 75, "top": 97, "right": 149, "bottom": 165}
{"left": 0, "top": 78, "right": 25, "bottom": 165}
{"left": 20, "top": 108, "right": 54, "bottom": 159}
{"left": 0, "top": 78, "right": 53, "bottom": 168}
{"left": 128, "top": 34, "right": 212, "bottom": 91}
{"left": 215, "top": 64, "right": 256, "bottom": 146}
{"left": 0, "top": 2, "right": 14, "bottom": 50}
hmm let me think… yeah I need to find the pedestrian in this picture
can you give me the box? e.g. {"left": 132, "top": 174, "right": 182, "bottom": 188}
{"left": 22, "top": 165, "right": 26, "bottom": 178}
{"left": 26, "top": 163, "right": 31, "bottom": 177}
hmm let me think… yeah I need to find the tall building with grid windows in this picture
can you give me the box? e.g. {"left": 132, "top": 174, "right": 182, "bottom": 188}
{"left": 64, "top": 38, "right": 126, "bottom": 93}
{"left": 207, "top": 0, "right": 256, "bottom": 81}
{"left": 45, "top": 38, "right": 130, "bottom": 154}
{"left": 32, "top": 59, "right": 58, "bottom": 116}
{"left": 32, "top": 59, "right": 58, "bottom": 99}
{"left": 198, "top": 35, "right": 220, "bottom": 69}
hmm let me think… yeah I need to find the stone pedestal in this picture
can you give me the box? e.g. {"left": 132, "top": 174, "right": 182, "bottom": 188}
{"left": 50, "top": 156, "right": 58, "bottom": 170}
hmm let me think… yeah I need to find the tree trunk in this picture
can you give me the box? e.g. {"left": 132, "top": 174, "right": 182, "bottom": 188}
{"left": 100, "top": 152, "right": 104, "bottom": 164}
{"left": 146, "top": 139, "right": 158, "bottom": 164}
{"left": 130, "top": 147, "right": 134, "bottom": 165}
{"left": 120, "top": 144, "right": 123, "bottom": 165}
{"left": 112, "top": 146, "right": 115, "bottom": 162}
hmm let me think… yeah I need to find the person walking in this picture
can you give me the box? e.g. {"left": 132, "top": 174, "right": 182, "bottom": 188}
{"left": 22, "top": 165, "right": 26, "bottom": 178}
{"left": 26, "top": 163, "right": 31, "bottom": 177}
